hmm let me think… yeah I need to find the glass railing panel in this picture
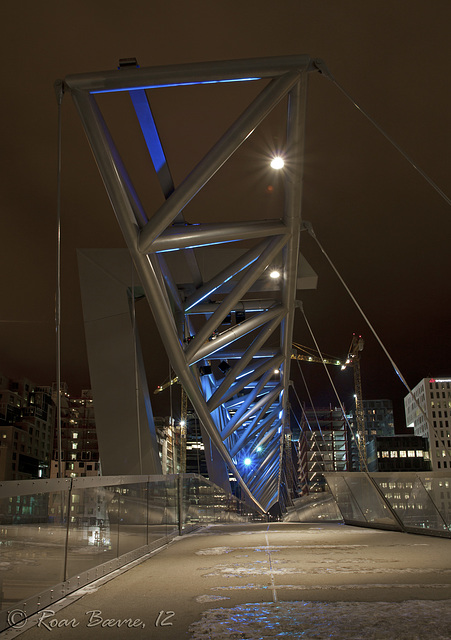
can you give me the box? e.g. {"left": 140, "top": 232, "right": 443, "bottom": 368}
{"left": 0, "top": 479, "right": 70, "bottom": 611}
{"left": 420, "top": 473, "right": 451, "bottom": 529}
{"left": 284, "top": 491, "right": 343, "bottom": 522}
{"left": 65, "top": 478, "right": 120, "bottom": 578}
{"left": 147, "top": 477, "right": 172, "bottom": 543}
{"left": 344, "top": 473, "right": 400, "bottom": 528}
{"left": 163, "top": 476, "right": 178, "bottom": 538}
{"left": 324, "top": 473, "right": 366, "bottom": 521}
{"left": 117, "top": 480, "right": 148, "bottom": 556}
{"left": 372, "top": 473, "right": 449, "bottom": 534}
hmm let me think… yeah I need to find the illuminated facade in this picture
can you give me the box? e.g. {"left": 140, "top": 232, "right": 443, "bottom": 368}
{"left": 50, "top": 387, "right": 100, "bottom": 478}
{"left": 298, "top": 407, "right": 348, "bottom": 492}
{"left": 375, "top": 435, "right": 431, "bottom": 471}
{"left": 404, "top": 378, "right": 451, "bottom": 471}
{"left": 154, "top": 416, "right": 184, "bottom": 474}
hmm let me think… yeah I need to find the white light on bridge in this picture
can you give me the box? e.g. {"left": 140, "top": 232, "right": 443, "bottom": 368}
{"left": 270, "top": 156, "right": 284, "bottom": 170}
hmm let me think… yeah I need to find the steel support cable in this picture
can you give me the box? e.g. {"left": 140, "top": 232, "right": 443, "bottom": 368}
{"left": 131, "top": 261, "right": 143, "bottom": 475}
{"left": 294, "top": 358, "right": 329, "bottom": 454}
{"left": 304, "top": 223, "right": 446, "bottom": 456}
{"left": 54, "top": 80, "right": 64, "bottom": 480}
{"left": 314, "top": 59, "right": 451, "bottom": 208}
{"left": 298, "top": 301, "right": 368, "bottom": 472}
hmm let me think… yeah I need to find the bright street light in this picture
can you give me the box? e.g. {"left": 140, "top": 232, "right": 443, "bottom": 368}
{"left": 270, "top": 156, "right": 284, "bottom": 170}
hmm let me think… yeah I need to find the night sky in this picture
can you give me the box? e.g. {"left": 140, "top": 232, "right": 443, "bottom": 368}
{"left": 1, "top": 2, "right": 450, "bottom": 430}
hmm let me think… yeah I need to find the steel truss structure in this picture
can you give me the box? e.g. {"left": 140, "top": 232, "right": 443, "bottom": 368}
{"left": 64, "top": 55, "right": 321, "bottom": 514}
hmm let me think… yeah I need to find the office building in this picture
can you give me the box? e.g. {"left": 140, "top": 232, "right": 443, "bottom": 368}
{"left": 374, "top": 434, "right": 431, "bottom": 471}
{"left": 50, "top": 387, "right": 100, "bottom": 478}
{"left": 297, "top": 407, "right": 348, "bottom": 492}
{"left": 404, "top": 378, "right": 451, "bottom": 471}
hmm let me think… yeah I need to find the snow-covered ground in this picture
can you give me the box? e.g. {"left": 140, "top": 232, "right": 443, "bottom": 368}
{"left": 189, "top": 600, "right": 451, "bottom": 639}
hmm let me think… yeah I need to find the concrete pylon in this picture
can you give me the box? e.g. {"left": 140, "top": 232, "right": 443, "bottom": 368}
{"left": 77, "top": 248, "right": 161, "bottom": 475}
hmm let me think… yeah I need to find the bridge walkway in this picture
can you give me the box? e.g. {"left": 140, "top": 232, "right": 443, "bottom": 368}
{"left": 9, "top": 521, "right": 451, "bottom": 639}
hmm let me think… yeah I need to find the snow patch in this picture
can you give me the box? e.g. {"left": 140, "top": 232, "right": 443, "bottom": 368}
{"left": 196, "top": 547, "right": 233, "bottom": 555}
{"left": 195, "top": 595, "right": 231, "bottom": 603}
{"left": 188, "top": 600, "right": 451, "bottom": 639}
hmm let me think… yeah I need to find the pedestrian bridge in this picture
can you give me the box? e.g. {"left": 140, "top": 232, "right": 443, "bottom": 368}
{"left": 1, "top": 472, "right": 450, "bottom": 635}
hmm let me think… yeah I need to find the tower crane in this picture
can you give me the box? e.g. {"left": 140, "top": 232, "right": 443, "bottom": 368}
{"left": 347, "top": 334, "right": 367, "bottom": 469}
{"left": 293, "top": 335, "right": 367, "bottom": 470}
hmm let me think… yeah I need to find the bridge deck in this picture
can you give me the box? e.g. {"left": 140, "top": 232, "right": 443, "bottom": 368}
{"left": 11, "top": 522, "right": 451, "bottom": 639}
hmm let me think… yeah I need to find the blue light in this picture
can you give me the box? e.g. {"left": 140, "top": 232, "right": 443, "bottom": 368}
{"left": 90, "top": 77, "right": 261, "bottom": 95}
{"left": 184, "top": 254, "right": 259, "bottom": 311}
{"left": 243, "top": 457, "right": 252, "bottom": 466}
{"left": 130, "top": 90, "right": 166, "bottom": 172}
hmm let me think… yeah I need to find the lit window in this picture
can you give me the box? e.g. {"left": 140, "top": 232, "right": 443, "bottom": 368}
{"left": 72, "top": 442, "right": 78, "bottom": 449}
{"left": 73, "top": 432, "right": 78, "bottom": 439}
{"left": 382, "top": 451, "right": 389, "bottom": 458}
{"left": 407, "top": 451, "right": 415, "bottom": 457}
{"left": 416, "top": 450, "right": 424, "bottom": 457}
{"left": 399, "top": 451, "right": 407, "bottom": 458}
{"left": 390, "top": 451, "right": 398, "bottom": 458}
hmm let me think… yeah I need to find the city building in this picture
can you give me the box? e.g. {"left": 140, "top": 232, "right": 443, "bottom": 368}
{"left": 363, "top": 399, "right": 395, "bottom": 438}
{"left": 154, "top": 416, "right": 185, "bottom": 474}
{"left": 185, "top": 409, "right": 208, "bottom": 476}
{"left": 50, "top": 386, "right": 100, "bottom": 478}
{"left": 349, "top": 399, "right": 395, "bottom": 470}
{"left": 373, "top": 435, "right": 431, "bottom": 472}
{"left": 404, "top": 378, "right": 451, "bottom": 471}
{"left": 0, "top": 374, "right": 54, "bottom": 481}
{"left": 297, "top": 407, "right": 349, "bottom": 493}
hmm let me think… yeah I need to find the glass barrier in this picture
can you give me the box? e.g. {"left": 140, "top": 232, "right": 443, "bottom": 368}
{"left": 344, "top": 473, "right": 401, "bottom": 529}
{"left": 0, "top": 479, "right": 71, "bottom": 612}
{"left": 324, "top": 472, "right": 451, "bottom": 537}
{"left": 65, "top": 480, "right": 118, "bottom": 578}
{"left": 0, "top": 473, "right": 264, "bottom": 632}
{"left": 371, "top": 473, "right": 449, "bottom": 534}
{"left": 284, "top": 491, "right": 343, "bottom": 522}
{"left": 420, "top": 473, "right": 451, "bottom": 529}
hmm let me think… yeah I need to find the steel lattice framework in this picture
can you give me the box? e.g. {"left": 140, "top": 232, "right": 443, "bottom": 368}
{"left": 64, "top": 55, "right": 321, "bottom": 513}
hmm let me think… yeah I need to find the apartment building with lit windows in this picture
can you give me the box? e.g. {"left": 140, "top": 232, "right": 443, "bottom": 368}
{"left": 404, "top": 378, "right": 451, "bottom": 471}
{"left": 50, "top": 387, "right": 100, "bottom": 478}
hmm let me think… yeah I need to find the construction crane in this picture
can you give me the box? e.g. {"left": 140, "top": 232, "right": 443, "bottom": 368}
{"left": 347, "top": 333, "right": 367, "bottom": 469}
{"left": 293, "top": 336, "right": 367, "bottom": 469}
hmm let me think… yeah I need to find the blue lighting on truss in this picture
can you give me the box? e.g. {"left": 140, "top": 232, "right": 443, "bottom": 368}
{"left": 90, "top": 77, "right": 261, "bottom": 95}
{"left": 184, "top": 255, "right": 259, "bottom": 312}
{"left": 130, "top": 90, "right": 166, "bottom": 172}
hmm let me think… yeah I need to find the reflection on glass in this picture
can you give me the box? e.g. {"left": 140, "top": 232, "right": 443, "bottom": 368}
{"left": 0, "top": 490, "right": 68, "bottom": 610}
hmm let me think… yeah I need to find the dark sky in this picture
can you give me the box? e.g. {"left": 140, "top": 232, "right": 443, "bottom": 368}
{"left": 1, "top": 1, "right": 450, "bottom": 429}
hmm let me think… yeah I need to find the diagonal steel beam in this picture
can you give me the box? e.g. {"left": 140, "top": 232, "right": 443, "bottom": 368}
{"left": 207, "top": 314, "right": 283, "bottom": 411}
{"left": 184, "top": 235, "right": 288, "bottom": 362}
{"left": 186, "top": 305, "right": 284, "bottom": 365}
